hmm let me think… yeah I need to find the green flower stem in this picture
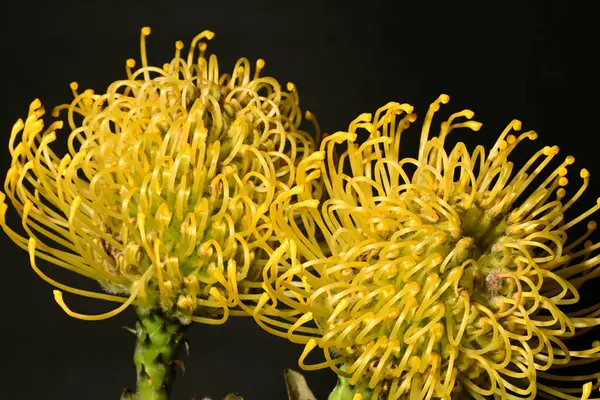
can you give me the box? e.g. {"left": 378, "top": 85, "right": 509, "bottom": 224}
{"left": 328, "top": 375, "right": 372, "bottom": 400}
{"left": 122, "top": 308, "right": 186, "bottom": 400}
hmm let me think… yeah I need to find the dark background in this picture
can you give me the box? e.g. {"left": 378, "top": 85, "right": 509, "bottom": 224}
{"left": 0, "top": 1, "right": 597, "bottom": 399}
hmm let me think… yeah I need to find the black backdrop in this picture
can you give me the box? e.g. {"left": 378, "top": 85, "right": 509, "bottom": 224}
{"left": 0, "top": 1, "right": 597, "bottom": 399}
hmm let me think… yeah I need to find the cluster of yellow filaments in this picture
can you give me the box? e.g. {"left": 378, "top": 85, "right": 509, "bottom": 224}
{"left": 254, "top": 96, "right": 600, "bottom": 399}
{"left": 0, "top": 27, "right": 320, "bottom": 324}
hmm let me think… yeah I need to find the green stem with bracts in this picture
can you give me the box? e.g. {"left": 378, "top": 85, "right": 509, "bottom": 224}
{"left": 328, "top": 375, "right": 372, "bottom": 400}
{"left": 122, "top": 308, "right": 186, "bottom": 400}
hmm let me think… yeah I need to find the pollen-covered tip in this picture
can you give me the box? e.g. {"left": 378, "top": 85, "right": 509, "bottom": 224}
{"left": 30, "top": 98, "right": 42, "bottom": 109}
{"left": 587, "top": 221, "right": 597, "bottom": 230}
{"left": 11, "top": 118, "right": 24, "bottom": 132}
{"left": 201, "top": 30, "right": 215, "bottom": 40}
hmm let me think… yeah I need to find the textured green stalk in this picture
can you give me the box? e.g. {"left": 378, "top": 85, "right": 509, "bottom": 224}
{"left": 122, "top": 308, "right": 185, "bottom": 400}
{"left": 328, "top": 375, "right": 372, "bottom": 400}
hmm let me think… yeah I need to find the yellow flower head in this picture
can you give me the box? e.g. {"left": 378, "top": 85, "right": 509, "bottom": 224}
{"left": 0, "top": 27, "right": 320, "bottom": 324}
{"left": 256, "top": 96, "right": 600, "bottom": 399}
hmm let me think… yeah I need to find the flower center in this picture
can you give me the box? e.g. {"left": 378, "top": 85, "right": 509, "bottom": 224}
{"left": 459, "top": 206, "right": 508, "bottom": 258}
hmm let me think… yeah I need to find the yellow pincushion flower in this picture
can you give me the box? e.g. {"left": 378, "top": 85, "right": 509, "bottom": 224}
{"left": 254, "top": 96, "right": 600, "bottom": 399}
{"left": 0, "top": 27, "right": 320, "bottom": 325}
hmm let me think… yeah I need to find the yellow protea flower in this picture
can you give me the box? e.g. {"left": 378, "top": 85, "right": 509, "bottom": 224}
{"left": 0, "top": 27, "right": 320, "bottom": 325}
{"left": 254, "top": 96, "right": 600, "bottom": 399}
